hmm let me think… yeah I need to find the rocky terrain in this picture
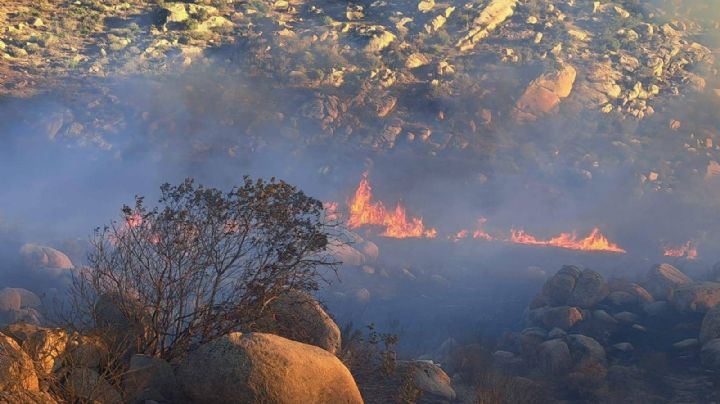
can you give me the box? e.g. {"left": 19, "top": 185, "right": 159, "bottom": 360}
{"left": 2, "top": 0, "right": 720, "bottom": 199}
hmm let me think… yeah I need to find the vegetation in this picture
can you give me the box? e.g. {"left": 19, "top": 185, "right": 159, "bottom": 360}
{"left": 66, "top": 177, "right": 339, "bottom": 361}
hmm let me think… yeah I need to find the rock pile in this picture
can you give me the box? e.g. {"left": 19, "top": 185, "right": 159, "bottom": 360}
{"left": 493, "top": 263, "right": 720, "bottom": 399}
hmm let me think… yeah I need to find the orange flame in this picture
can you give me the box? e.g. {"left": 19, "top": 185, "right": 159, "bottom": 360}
{"left": 509, "top": 227, "right": 626, "bottom": 253}
{"left": 348, "top": 172, "right": 436, "bottom": 238}
{"left": 472, "top": 217, "right": 494, "bottom": 240}
{"left": 663, "top": 241, "right": 698, "bottom": 260}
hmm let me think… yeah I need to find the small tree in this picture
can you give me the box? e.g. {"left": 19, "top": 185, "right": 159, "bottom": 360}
{"left": 69, "top": 177, "right": 339, "bottom": 360}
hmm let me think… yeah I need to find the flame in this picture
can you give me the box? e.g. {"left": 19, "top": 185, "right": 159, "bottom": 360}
{"left": 509, "top": 227, "right": 626, "bottom": 253}
{"left": 663, "top": 240, "right": 698, "bottom": 260}
{"left": 451, "top": 229, "right": 469, "bottom": 242}
{"left": 472, "top": 217, "right": 494, "bottom": 240}
{"left": 348, "top": 172, "right": 436, "bottom": 238}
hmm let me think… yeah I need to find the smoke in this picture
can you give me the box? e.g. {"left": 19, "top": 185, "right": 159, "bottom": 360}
{"left": 1, "top": 0, "right": 720, "bottom": 354}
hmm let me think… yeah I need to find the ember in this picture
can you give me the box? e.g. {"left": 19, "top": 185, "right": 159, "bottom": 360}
{"left": 348, "top": 172, "right": 436, "bottom": 238}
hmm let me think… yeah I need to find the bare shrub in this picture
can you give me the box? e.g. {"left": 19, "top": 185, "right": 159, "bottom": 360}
{"left": 65, "top": 177, "right": 340, "bottom": 362}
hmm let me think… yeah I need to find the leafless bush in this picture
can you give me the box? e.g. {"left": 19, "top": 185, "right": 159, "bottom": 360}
{"left": 66, "top": 177, "right": 340, "bottom": 362}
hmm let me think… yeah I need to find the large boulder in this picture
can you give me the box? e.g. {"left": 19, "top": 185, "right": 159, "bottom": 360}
{"left": 3, "top": 323, "right": 68, "bottom": 375}
{"left": 62, "top": 334, "right": 109, "bottom": 370}
{"left": 0, "top": 332, "right": 39, "bottom": 392}
{"left": 539, "top": 265, "right": 581, "bottom": 306}
{"left": 254, "top": 290, "right": 341, "bottom": 354}
{"left": 177, "top": 332, "right": 363, "bottom": 404}
{"left": 397, "top": 360, "right": 455, "bottom": 400}
{"left": 673, "top": 282, "right": 720, "bottom": 312}
{"left": 123, "top": 354, "right": 178, "bottom": 403}
{"left": 0, "top": 289, "right": 22, "bottom": 312}
{"left": 567, "top": 334, "right": 606, "bottom": 367}
{"left": 542, "top": 306, "right": 583, "bottom": 330}
{"left": 700, "top": 306, "right": 720, "bottom": 344}
{"left": 6, "top": 288, "right": 42, "bottom": 309}
{"left": 19, "top": 244, "right": 73, "bottom": 273}
{"left": 538, "top": 339, "right": 572, "bottom": 375}
{"left": 701, "top": 338, "right": 720, "bottom": 369}
{"left": 567, "top": 269, "right": 609, "bottom": 308}
{"left": 514, "top": 64, "right": 577, "bottom": 121}
{"left": 644, "top": 263, "right": 692, "bottom": 300}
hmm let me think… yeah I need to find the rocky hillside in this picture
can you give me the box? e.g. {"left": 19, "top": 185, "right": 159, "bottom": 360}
{"left": 2, "top": 0, "right": 720, "bottom": 210}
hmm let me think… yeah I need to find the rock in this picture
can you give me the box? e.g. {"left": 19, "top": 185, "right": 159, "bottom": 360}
{"left": 254, "top": 290, "right": 341, "bottom": 354}
{"left": 0, "top": 308, "right": 42, "bottom": 327}
{"left": 163, "top": 3, "right": 190, "bottom": 23}
{"left": 644, "top": 263, "right": 692, "bottom": 300}
{"left": 65, "top": 368, "right": 122, "bottom": 403}
{"left": 7, "top": 289, "right": 41, "bottom": 308}
{"left": 567, "top": 269, "right": 608, "bottom": 308}
{"left": 0, "top": 289, "right": 22, "bottom": 311}
{"left": 548, "top": 327, "right": 567, "bottom": 339}
{"left": 612, "top": 342, "right": 634, "bottom": 353}
{"left": 0, "top": 390, "right": 58, "bottom": 403}
{"left": 613, "top": 311, "right": 639, "bottom": 324}
{"left": 522, "top": 327, "right": 547, "bottom": 340}
{"left": 328, "top": 242, "right": 366, "bottom": 266}
{"left": 593, "top": 309, "right": 618, "bottom": 324}
{"left": 607, "top": 291, "right": 635, "bottom": 306}
{"left": 673, "top": 282, "right": 720, "bottom": 312}
{"left": 700, "top": 306, "right": 720, "bottom": 344}
{"left": 0, "top": 332, "right": 39, "bottom": 392}
{"left": 457, "top": 0, "right": 518, "bottom": 52}
{"left": 540, "top": 265, "right": 582, "bottom": 305}
{"left": 2, "top": 324, "right": 68, "bottom": 375}
{"left": 514, "top": 64, "right": 577, "bottom": 121}
{"left": 644, "top": 300, "right": 672, "bottom": 317}
{"left": 701, "top": 339, "right": 720, "bottom": 369}
{"left": 123, "top": 355, "right": 178, "bottom": 403}
{"left": 405, "top": 53, "right": 431, "bottom": 69}
{"left": 542, "top": 306, "right": 583, "bottom": 330}
{"left": 538, "top": 339, "right": 572, "bottom": 374}
{"left": 177, "top": 333, "right": 363, "bottom": 404}
{"left": 417, "top": 0, "right": 435, "bottom": 13}
{"left": 19, "top": 244, "right": 73, "bottom": 272}
{"left": 567, "top": 334, "right": 606, "bottom": 366}
{"left": 397, "top": 360, "right": 455, "bottom": 400}
{"left": 673, "top": 338, "right": 699, "bottom": 350}
{"left": 492, "top": 350, "right": 524, "bottom": 373}
{"left": 365, "top": 30, "right": 396, "bottom": 53}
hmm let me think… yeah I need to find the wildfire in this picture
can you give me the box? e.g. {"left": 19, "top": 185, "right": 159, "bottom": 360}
{"left": 663, "top": 241, "right": 698, "bottom": 260}
{"left": 348, "top": 172, "right": 437, "bottom": 238}
{"left": 472, "top": 217, "right": 494, "bottom": 240}
{"left": 509, "top": 227, "right": 626, "bottom": 253}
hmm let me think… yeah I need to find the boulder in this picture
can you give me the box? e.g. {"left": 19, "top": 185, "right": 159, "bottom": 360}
{"left": 606, "top": 291, "right": 636, "bottom": 306}
{"left": 3, "top": 323, "right": 68, "bottom": 375}
{"left": 644, "top": 263, "right": 692, "bottom": 300}
{"left": 7, "top": 288, "right": 42, "bottom": 308}
{"left": 614, "top": 311, "right": 639, "bottom": 324}
{"left": 123, "top": 354, "right": 178, "bottom": 403}
{"left": 538, "top": 339, "right": 572, "bottom": 374}
{"left": 540, "top": 265, "right": 581, "bottom": 305}
{"left": 0, "top": 289, "right": 22, "bottom": 311}
{"left": 673, "top": 282, "right": 720, "bottom": 312}
{"left": 673, "top": 338, "right": 699, "bottom": 351}
{"left": 700, "top": 306, "right": 720, "bottom": 344}
{"left": 397, "top": 360, "right": 455, "bottom": 400}
{"left": 0, "top": 390, "right": 58, "bottom": 403}
{"left": 65, "top": 367, "right": 122, "bottom": 403}
{"left": 542, "top": 306, "right": 583, "bottom": 330}
{"left": 567, "top": 269, "right": 608, "bottom": 308}
{"left": 567, "top": 334, "right": 606, "bottom": 367}
{"left": 0, "top": 332, "right": 39, "bottom": 392}
{"left": 19, "top": 244, "right": 73, "bottom": 272}
{"left": 177, "top": 332, "right": 363, "bottom": 404}
{"left": 0, "top": 308, "right": 42, "bottom": 327}
{"left": 701, "top": 338, "right": 720, "bottom": 369}
{"left": 255, "top": 290, "right": 341, "bottom": 354}
{"left": 514, "top": 64, "right": 577, "bottom": 120}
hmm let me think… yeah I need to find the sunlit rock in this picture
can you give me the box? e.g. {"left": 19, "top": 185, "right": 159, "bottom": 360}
{"left": 177, "top": 332, "right": 363, "bottom": 404}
